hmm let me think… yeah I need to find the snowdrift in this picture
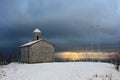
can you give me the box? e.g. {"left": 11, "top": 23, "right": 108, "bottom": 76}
{"left": 0, "top": 62, "right": 120, "bottom": 80}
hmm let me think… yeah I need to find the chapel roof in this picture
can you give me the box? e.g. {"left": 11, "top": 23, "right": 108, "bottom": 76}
{"left": 20, "top": 39, "right": 55, "bottom": 47}
{"left": 33, "top": 28, "right": 41, "bottom": 33}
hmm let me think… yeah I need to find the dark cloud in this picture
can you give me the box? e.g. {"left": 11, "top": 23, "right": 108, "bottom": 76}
{"left": 0, "top": 0, "right": 120, "bottom": 57}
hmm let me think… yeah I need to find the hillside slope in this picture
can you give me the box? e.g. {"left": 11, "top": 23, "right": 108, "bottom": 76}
{"left": 0, "top": 62, "right": 120, "bottom": 80}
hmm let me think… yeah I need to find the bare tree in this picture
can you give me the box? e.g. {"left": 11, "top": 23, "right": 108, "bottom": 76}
{"left": 0, "top": 53, "right": 7, "bottom": 65}
{"left": 112, "top": 52, "right": 120, "bottom": 71}
{"left": 9, "top": 51, "right": 17, "bottom": 63}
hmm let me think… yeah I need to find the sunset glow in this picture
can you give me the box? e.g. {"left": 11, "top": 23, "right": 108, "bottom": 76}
{"left": 55, "top": 51, "right": 116, "bottom": 61}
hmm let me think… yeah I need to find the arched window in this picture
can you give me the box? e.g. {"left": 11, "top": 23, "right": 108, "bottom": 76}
{"left": 37, "top": 36, "right": 39, "bottom": 40}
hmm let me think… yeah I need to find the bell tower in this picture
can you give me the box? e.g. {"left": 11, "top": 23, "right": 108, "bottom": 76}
{"left": 33, "top": 28, "right": 41, "bottom": 41}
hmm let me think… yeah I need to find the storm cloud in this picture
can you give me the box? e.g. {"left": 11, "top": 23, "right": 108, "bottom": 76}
{"left": 0, "top": 0, "right": 120, "bottom": 57}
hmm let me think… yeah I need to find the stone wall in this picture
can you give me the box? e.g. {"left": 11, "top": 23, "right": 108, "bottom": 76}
{"left": 20, "top": 47, "right": 29, "bottom": 63}
{"left": 29, "top": 41, "right": 54, "bottom": 63}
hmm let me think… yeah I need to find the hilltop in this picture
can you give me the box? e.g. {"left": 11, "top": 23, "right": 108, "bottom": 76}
{"left": 0, "top": 62, "right": 120, "bottom": 80}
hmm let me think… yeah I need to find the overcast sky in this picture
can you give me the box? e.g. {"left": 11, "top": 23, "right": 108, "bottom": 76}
{"left": 0, "top": 0, "right": 120, "bottom": 56}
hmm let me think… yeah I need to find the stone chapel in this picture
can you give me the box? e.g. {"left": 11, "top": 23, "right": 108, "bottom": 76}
{"left": 20, "top": 28, "right": 55, "bottom": 63}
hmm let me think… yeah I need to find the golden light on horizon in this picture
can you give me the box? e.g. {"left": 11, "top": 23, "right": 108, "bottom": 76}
{"left": 55, "top": 51, "right": 116, "bottom": 61}
{"left": 55, "top": 52, "right": 86, "bottom": 61}
{"left": 55, "top": 52, "right": 80, "bottom": 61}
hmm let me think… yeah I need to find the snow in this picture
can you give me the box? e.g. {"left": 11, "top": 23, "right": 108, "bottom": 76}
{"left": 0, "top": 62, "right": 120, "bottom": 80}
{"left": 20, "top": 39, "right": 41, "bottom": 47}
{"left": 33, "top": 28, "right": 41, "bottom": 33}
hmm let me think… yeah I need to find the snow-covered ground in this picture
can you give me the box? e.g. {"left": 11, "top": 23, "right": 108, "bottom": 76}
{"left": 0, "top": 62, "right": 120, "bottom": 80}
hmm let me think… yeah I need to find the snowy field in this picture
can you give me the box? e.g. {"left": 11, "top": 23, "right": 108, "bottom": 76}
{"left": 0, "top": 62, "right": 120, "bottom": 80}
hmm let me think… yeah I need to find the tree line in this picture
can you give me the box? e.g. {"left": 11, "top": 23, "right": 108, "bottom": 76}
{"left": 0, "top": 51, "right": 120, "bottom": 71}
{"left": 0, "top": 51, "right": 17, "bottom": 65}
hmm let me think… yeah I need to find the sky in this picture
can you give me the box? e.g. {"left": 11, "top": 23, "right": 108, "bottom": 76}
{"left": 0, "top": 0, "right": 120, "bottom": 57}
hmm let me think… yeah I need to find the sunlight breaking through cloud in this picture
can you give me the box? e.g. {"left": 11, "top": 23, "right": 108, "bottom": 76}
{"left": 55, "top": 51, "right": 116, "bottom": 61}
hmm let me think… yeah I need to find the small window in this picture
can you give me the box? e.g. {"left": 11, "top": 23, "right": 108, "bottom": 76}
{"left": 37, "top": 36, "right": 39, "bottom": 40}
